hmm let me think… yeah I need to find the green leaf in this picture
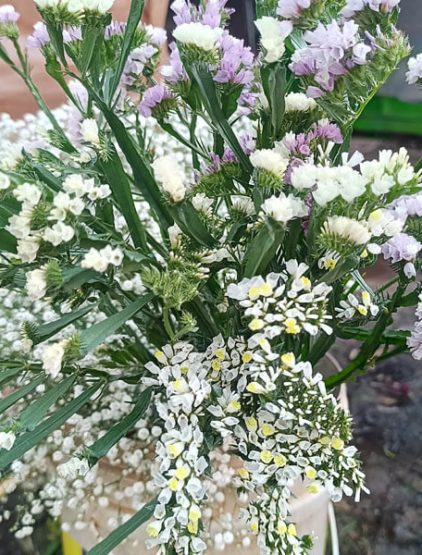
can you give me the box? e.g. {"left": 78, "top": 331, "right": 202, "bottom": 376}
{"left": 169, "top": 202, "right": 216, "bottom": 248}
{"left": 33, "top": 305, "right": 94, "bottom": 346}
{"left": 190, "top": 65, "right": 253, "bottom": 174}
{"left": 320, "top": 255, "right": 360, "bottom": 285}
{"left": 399, "top": 289, "right": 421, "bottom": 308}
{"left": 108, "top": 0, "right": 145, "bottom": 103}
{"left": 243, "top": 219, "right": 283, "bottom": 278}
{"left": 0, "top": 382, "right": 102, "bottom": 471}
{"left": 0, "top": 230, "right": 17, "bottom": 254}
{"left": 0, "top": 367, "right": 23, "bottom": 388}
{"left": 85, "top": 387, "right": 152, "bottom": 465}
{"left": 45, "top": 54, "right": 76, "bottom": 102}
{"left": 17, "top": 375, "right": 77, "bottom": 432}
{"left": 261, "top": 62, "right": 287, "bottom": 140}
{"left": 97, "top": 148, "right": 148, "bottom": 251}
{"left": 80, "top": 24, "right": 105, "bottom": 76}
{"left": 81, "top": 294, "right": 155, "bottom": 355}
{"left": 87, "top": 497, "right": 157, "bottom": 555}
{"left": 62, "top": 267, "right": 106, "bottom": 292}
{"left": 87, "top": 87, "right": 173, "bottom": 230}
{"left": 45, "top": 22, "right": 66, "bottom": 66}
{"left": 0, "top": 375, "right": 44, "bottom": 416}
{"left": 22, "top": 153, "right": 62, "bottom": 192}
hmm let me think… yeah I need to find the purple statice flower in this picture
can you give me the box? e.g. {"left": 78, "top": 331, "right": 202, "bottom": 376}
{"left": 390, "top": 193, "right": 422, "bottom": 221}
{"left": 27, "top": 22, "right": 49, "bottom": 49}
{"left": 63, "top": 26, "right": 82, "bottom": 44}
{"left": 342, "top": 0, "right": 400, "bottom": 19}
{"left": 121, "top": 44, "right": 158, "bottom": 88}
{"left": 279, "top": 132, "right": 311, "bottom": 158}
{"left": 104, "top": 20, "right": 126, "bottom": 39}
{"left": 139, "top": 85, "right": 172, "bottom": 118}
{"left": 238, "top": 90, "right": 259, "bottom": 116}
{"left": 277, "top": 0, "right": 312, "bottom": 19}
{"left": 202, "top": 0, "right": 233, "bottom": 28}
{"left": 308, "top": 121, "right": 343, "bottom": 143}
{"left": 381, "top": 233, "right": 422, "bottom": 263}
{"left": 290, "top": 20, "right": 371, "bottom": 97}
{"left": 214, "top": 34, "right": 254, "bottom": 86}
{"left": 0, "top": 4, "right": 20, "bottom": 24}
{"left": 66, "top": 81, "right": 89, "bottom": 146}
{"left": 161, "top": 42, "right": 188, "bottom": 85}
{"left": 146, "top": 25, "right": 167, "bottom": 47}
{"left": 171, "top": 0, "right": 193, "bottom": 25}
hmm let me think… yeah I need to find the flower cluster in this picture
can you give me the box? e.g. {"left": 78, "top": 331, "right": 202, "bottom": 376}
{"left": 0, "top": 1, "right": 420, "bottom": 554}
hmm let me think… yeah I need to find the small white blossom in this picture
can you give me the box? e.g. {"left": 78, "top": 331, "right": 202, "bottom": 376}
{"left": 81, "top": 119, "right": 100, "bottom": 146}
{"left": 173, "top": 22, "right": 223, "bottom": 51}
{"left": 250, "top": 149, "right": 288, "bottom": 179}
{"left": 255, "top": 17, "right": 293, "bottom": 63}
{"left": 0, "top": 431, "right": 16, "bottom": 451}
{"left": 152, "top": 155, "right": 186, "bottom": 203}
{"left": 41, "top": 341, "right": 65, "bottom": 379}
{"left": 26, "top": 268, "right": 47, "bottom": 300}
{"left": 261, "top": 194, "right": 307, "bottom": 224}
{"left": 285, "top": 92, "right": 317, "bottom": 113}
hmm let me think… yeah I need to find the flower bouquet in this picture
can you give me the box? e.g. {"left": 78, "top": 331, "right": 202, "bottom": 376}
{"left": 0, "top": 0, "right": 421, "bottom": 554}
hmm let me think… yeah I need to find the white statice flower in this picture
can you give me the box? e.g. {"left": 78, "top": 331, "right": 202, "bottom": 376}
{"left": 81, "top": 119, "right": 100, "bottom": 146}
{"left": 173, "top": 22, "right": 223, "bottom": 51}
{"left": 255, "top": 17, "right": 293, "bottom": 63}
{"left": 323, "top": 216, "right": 372, "bottom": 246}
{"left": 67, "top": 0, "right": 114, "bottom": 13}
{"left": 261, "top": 193, "right": 307, "bottom": 224}
{"left": 0, "top": 172, "right": 10, "bottom": 190}
{"left": 231, "top": 196, "right": 255, "bottom": 217}
{"left": 152, "top": 155, "right": 186, "bottom": 203}
{"left": 291, "top": 164, "right": 366, "bottom": 205}
{"left": 41, "top": 341, "right": 65, "bottom": 378}
{"left": 58, "top": 457, "right": 90, "bottom": 480}
{"left": 81, "top": 246, "right": 124, "bottom": 273}
{"left": 51, "top": 192, "right": 85, "bottom": 220}
{"left": 0, "top": 431, "right": 16, "bottom": 451}
{"left": 17, "top": 237, "right": 40, "bottom": 263}
{"left": 360, "top": 149, "right": 416, "bottom": 196}
{"left": 285, "top": 92, "right": 317, "bottom": 113}
{"left": 367, "top": 208, "right": 404, "bottom": 237}
{"left": 13, "top": 183, "right": 42, "bottom": 208}
{"left": 336, "top": 290, "right": 380, "bottom": 321}
{"left": 26, "top": 268, "right": 47, "bottom": 300}
{"left": 34, "top": 0, "right": 63, "bottom": 7}
{"left": 43, "top": 222, "right": 75, "bottom": 246}
{"left": 250, "top": 149, "right": 288, "bottom": 179}
{"left": 407, "top": 53, "right": 422, "bottom": 85}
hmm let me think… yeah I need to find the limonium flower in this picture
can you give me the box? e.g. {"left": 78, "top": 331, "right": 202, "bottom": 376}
{"left": 27, "top": 22, "right": 50, "bottom": 49}
{"left": 152, "top": 155, "right": 186, "bottom": 203}
{"left": 139, "top": 85, "right": 173, "bottom": 118}
{"left": 381, "top": 233, "right": 422, "bottom": 263}
{"left": 406, "top": 53, "right": 422, "bottom": 85}
{"left": 342, "top": 0, "right": 400, "bottom": 18}
{"left": 290, "top": 20, "right": 371, "bottom": 97}
{"left": 0, "top": 4, "right": 20, "bottom": 24}
{"left": 408, "top": 293, "right": 422, "bottom": 360}
{"left": 255, "top": 17, "right": 293, "bottom": 63}
{"left": 277, "top": 0, "right": 312, "bottom": 19}
{"left": 261, "top": 194, "right": 308, "bottom": 224}
{"left": 173, "top": 22, "right": 223, "bottom": 51}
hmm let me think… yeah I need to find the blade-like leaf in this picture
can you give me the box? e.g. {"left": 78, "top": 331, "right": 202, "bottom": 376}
{"left": 243, "top": 219, "right": 283, "bottom": 278}
{"left": 33, "top": 305, "right": 94, "bottom": 345}
{"left": 81, "top": 294, "right": 155, "bottom": 355}
{"left": 97, "top": 148, "right": 148, "bottom": 251}
{"left": 87, "top": 497, "right": 157, "bottom": 555}
{"left": 108, "top": 0, "right": 145, "bottom": 102}
{"left": 0, "top": 367, "right": 23, "bottom": 388}
{"left": 0, "top": 230, "right": 17, "bottom": 253}
{"left": 85, "top": 387, "right": 152, "bottom": 465}
{"left": 0, "top": 375, "right": 44, "bottom": 416}
{"left": 0, "top": 382, "right": 102, "bottom": 470}
{"left": 88, "top": 87, "right": 173, "bottom": 230}
{"left": 17, "top": 374, "right": 77, "bottom": 431}
{"left": 261, "top": 62, "right": 286, "bottom": 140}
{"left": 190, "top": 65, "right": 253, "bottom": 174}
{"left": 169, "top": 203, "right": 216, "bottom": 248}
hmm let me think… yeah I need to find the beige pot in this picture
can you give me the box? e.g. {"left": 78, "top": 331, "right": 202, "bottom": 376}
{"left": 63, "top": 357, "right": 347, "bottom": 555}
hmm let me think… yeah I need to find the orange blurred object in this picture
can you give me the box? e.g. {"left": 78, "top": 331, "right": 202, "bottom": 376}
{"left": 0, "top": 0, "right": 139, "bottom": 117}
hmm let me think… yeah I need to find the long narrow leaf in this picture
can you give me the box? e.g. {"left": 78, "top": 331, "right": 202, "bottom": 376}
{"left": 108, "top": 0, "right": 145, "bottom": 102}
{"left": 88, "top": 87, "right": 172, "bottom": 229}
{"left": 0, "top": 382, "right": 102, "bottom": 470}
{"left": 33, "top": 305, "right": 94, "bottom": 345}
{"left": 85, "top": 387, "right": 152, "bottom": 465}
{"left": 191, "top": 65, "right": 253, "bottom": 174}
{"left": 0, "top": 230, "right": 17, "bottom": 253}
{"left": 17, "top": 375, "right": 77, "bottom": 431}
{"left": 81, "top": 294, "right": 155, "bottom": 355}
{"left": 0, "top": 375, "right": 44, "bottom": 416}
{"left": 97, "top": 149, "right": 148, "bottom": 251}
{"left": 87, "top": 497, "right": 157, "bottom": 555}
{"left": 0, "top": 367, "right": 23, "bottom": 388}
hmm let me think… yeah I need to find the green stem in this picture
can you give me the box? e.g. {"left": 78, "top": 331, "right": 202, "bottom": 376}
{"left": 326, "top": 282, "right": 408, "bottom": 388}
{"left": 163, "top": 308, "right": 175, "bottom": 342}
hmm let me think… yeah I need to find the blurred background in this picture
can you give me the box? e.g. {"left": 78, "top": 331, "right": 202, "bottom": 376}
{"left": 0, "top": 1, "right": 422, "bottom": 554}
